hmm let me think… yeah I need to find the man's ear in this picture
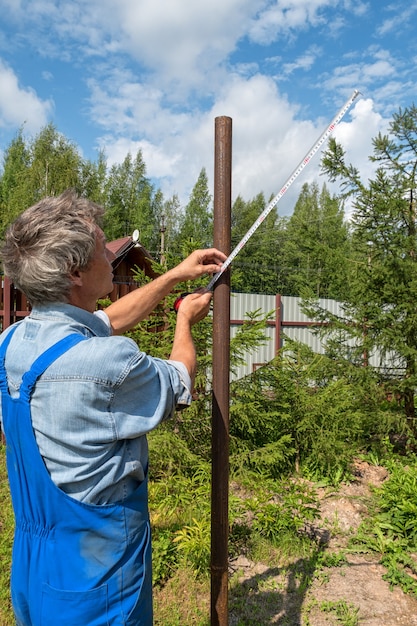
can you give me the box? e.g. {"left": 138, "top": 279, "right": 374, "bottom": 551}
{"left": 70, "top": 269, "right": 83, "bottom": 287}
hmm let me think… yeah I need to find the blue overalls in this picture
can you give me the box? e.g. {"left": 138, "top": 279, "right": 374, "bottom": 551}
{"left": 0, "top": 327, "right": 153, "bottom": 626}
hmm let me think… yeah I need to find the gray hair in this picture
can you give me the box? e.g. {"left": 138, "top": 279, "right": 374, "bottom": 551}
{"left": 1, "top": 190, "right": 105, "bottom": 305}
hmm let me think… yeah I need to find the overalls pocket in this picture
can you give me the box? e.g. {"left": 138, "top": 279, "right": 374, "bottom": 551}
{"left": 41, "top": 582, "right": 109, "bottom": 626}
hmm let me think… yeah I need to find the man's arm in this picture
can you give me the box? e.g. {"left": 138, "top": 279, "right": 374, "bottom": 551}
{"left": 169, "top": 290, "right": 212, "bottom": 387}
{"left": 104, "top": 248, "right": 226, "bottom": 335}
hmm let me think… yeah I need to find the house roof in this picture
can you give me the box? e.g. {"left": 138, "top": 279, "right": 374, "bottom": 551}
{"left": 106, "top": 235, "right": 137, "bottom": 256}
{"left": 107, "top": 236, "right": 158, "bottom": 279}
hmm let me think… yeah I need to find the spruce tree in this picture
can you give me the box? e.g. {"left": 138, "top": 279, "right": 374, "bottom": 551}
{"left": 318, "top": 105, "right": 417, "bottom": 435}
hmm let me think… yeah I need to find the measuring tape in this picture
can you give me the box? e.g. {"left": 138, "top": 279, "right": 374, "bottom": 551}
{"left": 205, "top": 88, "right": 361, "bottom": 291}
{"left": 174, "top": 89, "right": 360, "bottom": 311}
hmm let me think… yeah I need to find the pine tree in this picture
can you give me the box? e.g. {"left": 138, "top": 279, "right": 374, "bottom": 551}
{"left": 0, "top": 125, "right": 85, "bottom": 236}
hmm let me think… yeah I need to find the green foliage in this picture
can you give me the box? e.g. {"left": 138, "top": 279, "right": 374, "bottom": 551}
{"left": 149, "top": 466, "right": 213, "bottom": 580}
{"left": 228, "top": 307, "right": 272, "bottom": 376}
{"left": 352, "top": 456, "right": 417, "bottom": 596}
{"left": 148, "top": 428, "right": 205, "bottom": 481}
{"left": 177, "top": 168, "right": 213, "bottom": 250}
{"left": 317, "top": 551, "right": 348, "bottom": 568}
{"left": 150, "top": 460, "right": 323, "bottom": 586}
{"left": 152, "top": 527, "right": 179, "bottom": 585}
{"left": 0, "top": 124, "right": 86, "bottom": 238}
{"left": 381, "top": 552, "right": 417, "bottom": 595}
{"left": 28, "top": 123, "right": 82, "bottom": 197}
{"left": 245, "top": 480, "right": 320, "bottom": 548}
{"left": 0, "top": 129, "right": 32, "bottom": 234}
{"left": 229, "top": 183, "right": 350, "bottom": 299}
{"left": 282, "top": 182, "right": 351, "bottom": 299}
{"left": 80, "top": 151, "right": 108, "bottom": 206}
{"left": 230, "top": 340, "right": 402, "bottom": 483}
{"left": 230, "top": 192, "right": 283, "bottom": 294}
{"left": 374, "top": 463, "right": 417, "bottom": 547}
{"left": 103, "top": 151, "right": 159, "bottom": 250}
{"left": 318, "top": 599, "right": 359, "bottom": 626}
{"left": 158, "top": 194, "right": 182, "bottom": 267}
{"left": 173, "top": 517, "right": 211, "bottom": 576}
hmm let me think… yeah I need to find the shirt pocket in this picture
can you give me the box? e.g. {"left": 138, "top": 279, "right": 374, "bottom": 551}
{"left": 41, "top": 582, "right": 109, "bottom": 626}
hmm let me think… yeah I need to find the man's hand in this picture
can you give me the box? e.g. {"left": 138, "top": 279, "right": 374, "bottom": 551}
{"left": 105, "top": 247, "right": 226, "bottom": 335}
{"left": 170, "top": 290, "right": 213, "bottom": 383}
{"left": 175, "top": 290, "right": 212, "bottom": 325}
{"left": 169, "top": 248, "right": 226, "bottom": 283}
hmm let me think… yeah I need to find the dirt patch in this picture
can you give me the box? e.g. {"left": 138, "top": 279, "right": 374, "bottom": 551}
{"left": 308, "top": 554, "right": 417, "bottom": 626}
{"left": 229, "top": 461, "right": 417, "bottom": 625}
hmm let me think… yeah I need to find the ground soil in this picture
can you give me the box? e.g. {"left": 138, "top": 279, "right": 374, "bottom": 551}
{"left": 229, "top": 461, "right": 417, "bottom": 625}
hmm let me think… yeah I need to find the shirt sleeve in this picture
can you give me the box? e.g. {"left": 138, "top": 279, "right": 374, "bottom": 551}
{"left": 108, "top": 338, "right": 193, "bottom": 440}
{"left": 166, "top": 360, "right": 192, "bottom": 398}
{"left": 94, "top": 309, "right": 112, "bottom": 331}
{"left": 94, "top": 312, "right": 192, "bottom": 409}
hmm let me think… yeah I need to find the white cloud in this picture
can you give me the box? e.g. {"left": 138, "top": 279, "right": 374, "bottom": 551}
{"left": 321, "top": 46, "right": 400, "bottom": 103}
{"left": 99, "top": 136, "right": 179, "bottom": 178}
{"left": 88, "top": 69, "right": 166, "bottom": 136}
{"left": 334, "top": 97, "right": 385, "bottom": 174}
{"left": 114, "top": 0, "right": 256, "bottom": 68}
{"left": 148, "top": 74, "right": 326, "bottom": 212}
{"left": 376, "top": 3, "right": 417, "bottom": 37}
{"left": 342, "top": 0, "right": 369, "bottom": 17}
{"left": 0, "top": 0, "right": 23, "bottom": 13}
{"left": 98, "top": 73, "right": 307, "bottom": 210}
{"left": 324, "top": 97, "right": 387, "bottom": 217}
{"left": 281, "top": 45, "right": 321, "bottom": 77}
{"left": 0, "top": 58, "right": 53, "bottom": 132}
{"left": 248, "top": 0, "right": 334, "bottom": 45}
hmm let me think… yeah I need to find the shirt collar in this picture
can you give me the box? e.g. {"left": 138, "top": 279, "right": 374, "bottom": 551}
{"left": 29, "top": 303, "right": 111, "bottom": 337}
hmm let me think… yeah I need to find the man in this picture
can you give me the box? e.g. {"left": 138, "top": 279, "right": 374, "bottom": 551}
{"left": 0, "top": 190, "right": 226, "bottom": 626}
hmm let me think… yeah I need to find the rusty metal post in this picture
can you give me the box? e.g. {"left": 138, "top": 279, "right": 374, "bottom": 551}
{"left": 211, "top": 116, "right": 232, "bottom": 626}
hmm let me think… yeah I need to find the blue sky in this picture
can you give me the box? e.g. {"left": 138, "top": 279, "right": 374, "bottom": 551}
{"left": 0, "top": 0, "right": 416, "bottom": 216}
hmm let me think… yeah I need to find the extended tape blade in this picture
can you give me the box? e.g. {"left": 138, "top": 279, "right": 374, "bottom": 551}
{"left": 207, "top": 89, "right": 361, "bottom": 290}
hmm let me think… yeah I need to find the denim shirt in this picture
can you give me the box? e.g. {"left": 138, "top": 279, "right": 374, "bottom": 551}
{"left": 0, "top": 303, "right": 192, "bottom": 505}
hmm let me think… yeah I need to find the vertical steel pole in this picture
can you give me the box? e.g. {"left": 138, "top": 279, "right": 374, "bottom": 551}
{"left": 211, "top": 116, "right": 232, "bottom": 626}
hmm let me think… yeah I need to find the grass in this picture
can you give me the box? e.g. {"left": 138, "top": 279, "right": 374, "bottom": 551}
{"left": 304, "top": 598, "right": 360, "bottom": 626}
{"left": 153, "top": 567, "right": 210, "bottom": 626}
{"left": 0, "top": 444, "right": 14, "bottom": 626}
